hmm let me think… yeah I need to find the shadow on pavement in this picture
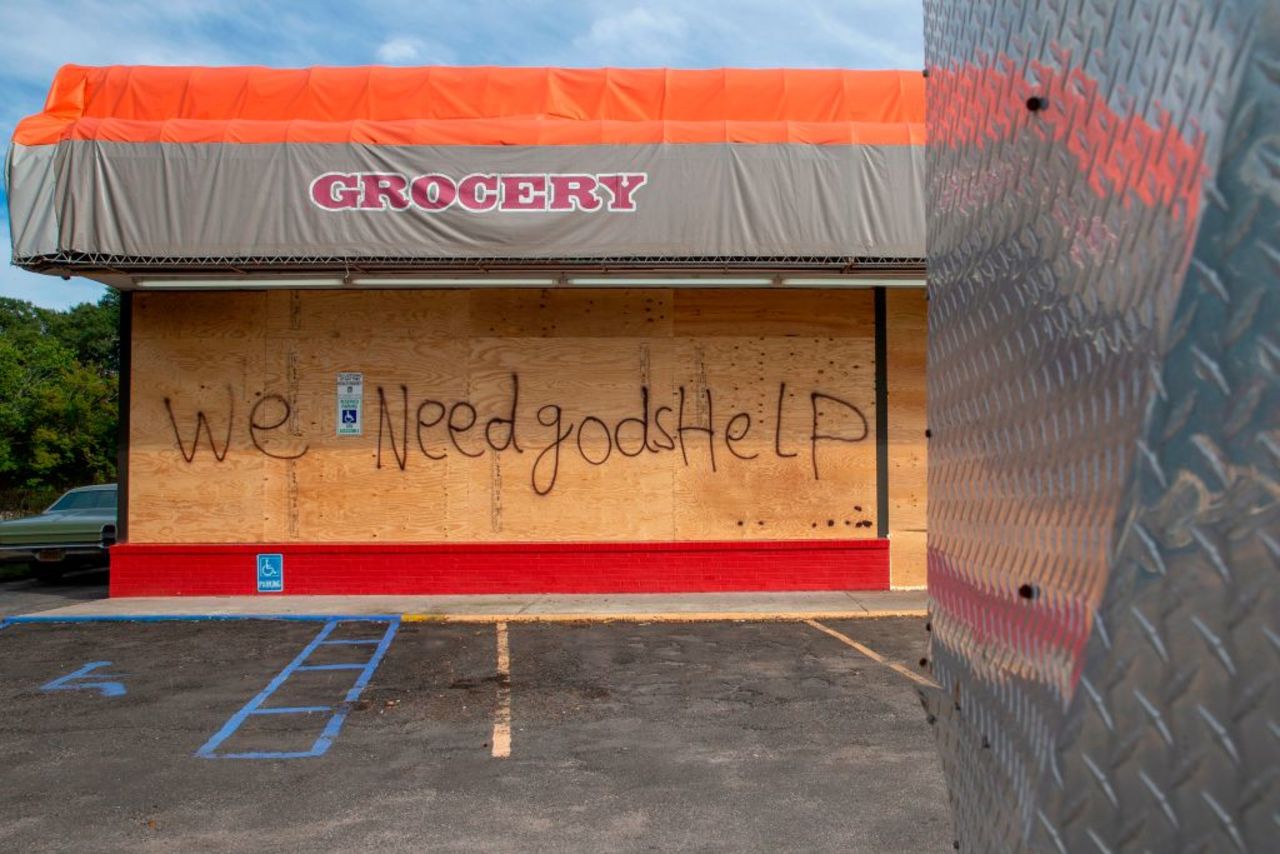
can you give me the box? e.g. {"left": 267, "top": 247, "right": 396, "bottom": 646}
{"left": 0, "top": 564, "right": 109, "bottom": 618}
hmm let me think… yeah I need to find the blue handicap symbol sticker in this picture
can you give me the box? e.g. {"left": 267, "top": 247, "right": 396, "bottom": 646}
{"left": 43, "top": 661, "right": 127, "bottom": 697}
{"left": 341, "top": 408, "right": 358, "bottom": 424}
{"left": 257, "top": 553, "right": 284, "bottom": 592}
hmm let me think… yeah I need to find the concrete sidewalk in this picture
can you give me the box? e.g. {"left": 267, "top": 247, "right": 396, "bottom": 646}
{"left": 10, "top": 590, "right": 928, "bottom": 622}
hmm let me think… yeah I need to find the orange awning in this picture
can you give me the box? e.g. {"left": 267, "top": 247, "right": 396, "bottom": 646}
{"left": 15, "top": 65, "right": 925, "bottom": 146}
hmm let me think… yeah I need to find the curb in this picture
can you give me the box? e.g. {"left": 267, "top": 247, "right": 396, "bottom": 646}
{"left": 402, "top": 610, "right": 928, "bottom": 624}
{"left": 1, "top": 610, "right": 927, "bottom": 626}
{"left": 0, "top": 614, "right": 400, "bottom": 625}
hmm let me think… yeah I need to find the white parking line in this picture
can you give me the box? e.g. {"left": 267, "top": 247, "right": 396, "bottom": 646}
{"left": 492, "top": 622, "right": 512, "bottom": 758}
{"left": 804, "top": 619, "right": 939, "bottom": 688}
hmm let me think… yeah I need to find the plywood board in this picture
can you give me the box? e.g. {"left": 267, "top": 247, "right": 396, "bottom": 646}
{"left": 886, "top": 289, "right": 928, "bottom": 586}
{"left": 128, "top": 289, "right": 886, "bottom": 545}
{"left": 129, "top": 335, "right": 269, "bottom": 543}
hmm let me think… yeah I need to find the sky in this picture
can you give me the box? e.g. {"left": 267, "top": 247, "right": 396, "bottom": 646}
{"left": 0, "top": 0, "right": 924, "bottom": 310}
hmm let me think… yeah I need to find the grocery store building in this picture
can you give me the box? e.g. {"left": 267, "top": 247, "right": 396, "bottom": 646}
{"left": 8, "top": 65, "right": 926, "bottom": 596}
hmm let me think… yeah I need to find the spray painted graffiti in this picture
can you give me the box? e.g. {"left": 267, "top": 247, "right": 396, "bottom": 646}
{"left": 162, "top": 373, "right": 869, "bottom": 496}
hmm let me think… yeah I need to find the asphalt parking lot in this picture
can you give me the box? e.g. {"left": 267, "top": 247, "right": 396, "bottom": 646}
{"left": 0, "top": 614, "right": 950, "bottom": 852}
{"left": 0, "top": 565, "right": 109, "bottom": 618}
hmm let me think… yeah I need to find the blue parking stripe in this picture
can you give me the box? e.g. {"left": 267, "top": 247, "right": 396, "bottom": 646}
{"left": 253, "top": 706, "right": 331, "bottom": 715}
{"left": 311, "top": 621, "right": 400, "bottom": 756}
{"left": 215, "top": 750, "right": 327, "bottom": 760}
{"left": 197, "top": 620, "right": 342, "bottom": 758}
{"left": 197, "top": 618, "right": 399, "bottom": 760}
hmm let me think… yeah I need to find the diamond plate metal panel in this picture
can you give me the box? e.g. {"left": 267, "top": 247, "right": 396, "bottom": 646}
{"left": 923, "top": 0, "right": 1277, "bottom": 850}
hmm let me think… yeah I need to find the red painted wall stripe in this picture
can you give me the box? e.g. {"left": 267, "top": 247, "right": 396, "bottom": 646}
{"left": 108, "top": 539, "right": 890, "bottom": 597}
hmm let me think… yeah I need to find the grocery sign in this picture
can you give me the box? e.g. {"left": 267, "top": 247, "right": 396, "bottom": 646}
{"left": 310, "top": 172, "right": 649, "bottom": 213}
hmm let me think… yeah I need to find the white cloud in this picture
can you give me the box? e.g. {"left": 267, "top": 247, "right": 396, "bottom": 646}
{"left": 573, "top": 7, "right": 689, "bottom": 64}
{"left": 376, "top": 37, "right": 424, "bottom": 64}
{"left": 568, "top": 0, "right": 922, "bottom": 69}
{"left": 372, "top": 34, "right": 456, "bottom": 66}
{"left": 813, "top": 8, "right": 923, "bottom": 68}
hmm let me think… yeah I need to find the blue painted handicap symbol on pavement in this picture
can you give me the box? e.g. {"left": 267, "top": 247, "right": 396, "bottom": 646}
{"left": 257, "top": 553, "right": 284, "bottom": 593}
{"left": 341, "top": 408, "right": 358, "bottom": 424}
{"left": 43, "top": 661, "right": 127, "bottom": 697}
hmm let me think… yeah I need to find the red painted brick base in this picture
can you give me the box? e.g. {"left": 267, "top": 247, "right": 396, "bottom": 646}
{"left": 108, "top": 539, "right": 890, "bottom": 596}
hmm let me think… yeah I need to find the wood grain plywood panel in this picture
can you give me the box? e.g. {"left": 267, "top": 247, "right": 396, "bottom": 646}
{"left": 463, "top": 336, "right": 677, "bottom": 541}
{"left": 127, "top": 289, "right": 889, "bottom": 547}
{"left": 674, "top": 289, "right": 875, "bottom": 337}
{"left": 128, "top": 337, "right": 268, "bottom": 542}
{"left": 284, "top": 439, "right": 454, "bottom": 542}
{"left": 670, "top": 335, "right": 877, "bottom": 540}
{"left": 265, "top": 289, "right": 470, "bottom": 339}
{"left": 132, "top": 291, "right": 268, "bottom": 342}
{"left": 886, "top": 288, "right": 928, "bottom": 587}
{"left": 282, "top": 337, "right": 470, "bottom": 541}
{"left": 469, "top": 289, "right": 673, "bottom": 338}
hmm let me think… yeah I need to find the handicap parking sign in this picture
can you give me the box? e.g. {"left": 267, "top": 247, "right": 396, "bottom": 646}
{"left": 337, "top": 372, "right": 363, "bottom": 436}
{"left": 257, "top": 553, "right": 284, "bottom": 593}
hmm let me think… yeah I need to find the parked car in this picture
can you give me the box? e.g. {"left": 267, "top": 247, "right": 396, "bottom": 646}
{"left": 0, "top": 484, "right": 117, "bottom": 583}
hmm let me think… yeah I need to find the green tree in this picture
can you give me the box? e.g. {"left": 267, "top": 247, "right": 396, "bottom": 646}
{"left": 45, "top": 290, "right": 121, "bottom": 375}
{"left": 0, "top": 292, "right": 119, "bottom": 496}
